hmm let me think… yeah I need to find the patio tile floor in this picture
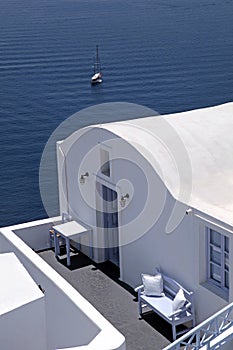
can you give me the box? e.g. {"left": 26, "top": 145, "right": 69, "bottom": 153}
{"left": 39, "top": 248, "right": 171, "bottom": 350}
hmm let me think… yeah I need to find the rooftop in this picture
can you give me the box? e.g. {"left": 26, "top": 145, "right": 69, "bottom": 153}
{"left": 39, "top": 247, "right": 171, "bottom": 350}
{"left": 0, "top": 252, "right": 44, "bottom": 315}
{"left": 60, "top": 102, "right": 233, "bottom": 226}
{"left": 106, "top": 102, "right": 233, "bottom": 226}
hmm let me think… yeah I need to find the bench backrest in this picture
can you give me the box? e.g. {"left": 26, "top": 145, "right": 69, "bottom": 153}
{"left": 163, "top": 274, "right": 194, "bottom": 308}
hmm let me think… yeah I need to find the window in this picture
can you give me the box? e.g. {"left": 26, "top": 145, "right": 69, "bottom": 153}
{"left": 100, "top": 148, "right": 110, "bottom": 177}
{"left": 207, "top": 228, "right": 229, "bottom": 292}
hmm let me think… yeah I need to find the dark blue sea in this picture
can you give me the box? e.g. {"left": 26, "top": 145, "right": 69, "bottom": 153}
{"left": 1, "top": 0, "right": 233, "bottom": 227}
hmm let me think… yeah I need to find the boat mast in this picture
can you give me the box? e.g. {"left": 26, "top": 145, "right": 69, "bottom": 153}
{"left": 96, "top": 45, "right": 99, "bottom": 63}
{"left": 93, "top": 45, "right": 100, "bottom": 74}
{"left": 93, "top": 55, "right": 96, "bottom": 74}
{"left": 96, "top": 45, "right": 101, "bottom": 73}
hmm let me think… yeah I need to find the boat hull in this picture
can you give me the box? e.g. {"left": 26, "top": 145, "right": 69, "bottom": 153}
{"left": 91, "top": 78, "right": 102, "bottom": 84}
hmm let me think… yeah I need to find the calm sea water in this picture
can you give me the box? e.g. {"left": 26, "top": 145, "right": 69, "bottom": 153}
{"left": 1, "top": 0, "right": 233, "bottom": 227}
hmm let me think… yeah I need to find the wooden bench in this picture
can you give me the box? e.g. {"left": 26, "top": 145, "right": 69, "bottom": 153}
{"left": 135, "top": 273, "right": 195, "bottom": 340}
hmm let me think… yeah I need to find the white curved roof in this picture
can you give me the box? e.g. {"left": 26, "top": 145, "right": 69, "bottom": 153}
{"left": 95, "top": 102, "right": 233, "bottom": 226}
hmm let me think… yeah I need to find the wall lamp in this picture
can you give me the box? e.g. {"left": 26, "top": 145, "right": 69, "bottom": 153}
{"left": 120, "top": 193, "right": 129, "bottom": 207}
{"left": 79, "top": 172, "right": 89, "bottom": 184}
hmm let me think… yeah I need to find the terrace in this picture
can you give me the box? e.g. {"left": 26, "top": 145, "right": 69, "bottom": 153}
{"left": 2, "top": 217, "right": 233, "bottom": 349}
{"left": 38, "top": 248, "right": 171, "bottom": 350}
{"left": 0, "top": 217, "right": 170, "bottom": 350}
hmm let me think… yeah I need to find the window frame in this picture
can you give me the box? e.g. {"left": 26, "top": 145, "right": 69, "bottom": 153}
{"left": 99, "top": 144, "right": 112, "bottom": 178}
{"left": 207, "top": 227, "right": 229, "bottom": 293}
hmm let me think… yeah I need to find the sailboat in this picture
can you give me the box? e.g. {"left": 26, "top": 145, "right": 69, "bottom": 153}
{"left": 91, "top": 45, "right": 102, "bottom": 84}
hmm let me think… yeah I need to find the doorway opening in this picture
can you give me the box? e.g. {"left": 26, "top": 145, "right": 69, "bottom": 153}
{"left": 101, "top": 184, "right": 119, "bottom": 267}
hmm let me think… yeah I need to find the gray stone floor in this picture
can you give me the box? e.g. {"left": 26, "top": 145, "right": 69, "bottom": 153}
{"left": 39, "top": 248, "right": 171, "bottom": 350}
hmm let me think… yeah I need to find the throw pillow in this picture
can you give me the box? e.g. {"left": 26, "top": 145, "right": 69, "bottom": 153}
{"left": 172, "top": 288, "right": 186, "bottom": 311}
{"left": 141, "top": 273, "right": 164, "bottom": 297}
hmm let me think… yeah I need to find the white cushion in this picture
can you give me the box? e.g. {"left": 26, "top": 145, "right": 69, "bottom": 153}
{"left": 141, "top": 273, "right": 164, "bottom": 297}
{"left": 172, "top": 288, "right": 186, "bottom": 311}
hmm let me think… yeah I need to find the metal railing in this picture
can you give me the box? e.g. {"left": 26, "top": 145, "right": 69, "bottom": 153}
{"left": 163, "top": 302, "right": 233, "bottom": 350}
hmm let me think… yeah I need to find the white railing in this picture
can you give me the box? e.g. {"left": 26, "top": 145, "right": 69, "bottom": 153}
{"left": 163, "top": 302, "right": 233, "bottom": 350}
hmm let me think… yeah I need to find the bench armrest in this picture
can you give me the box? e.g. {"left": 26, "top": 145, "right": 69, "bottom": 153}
{"left": 169, "top": 301, "right": 192, "bottom": 319}
{"left": 134, "top": 284, "right": 144, "bottom": 293}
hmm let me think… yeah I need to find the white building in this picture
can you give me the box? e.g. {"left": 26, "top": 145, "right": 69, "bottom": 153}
{"left": 1, "top": 102, "right": 233, "bottom": 349}
{"left": 56, "top": 102, "right": 233, "bottom": 325}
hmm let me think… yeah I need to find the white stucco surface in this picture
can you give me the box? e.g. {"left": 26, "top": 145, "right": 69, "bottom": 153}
{"left": 0, "top": 252, "right": 44, "bottom": 315}
{"left": 0, "top": 252, "right": 47, "bottom": 350}
{"left": 56, "top": 102, "right": 233, "bottom": 325}
{"left": 92, "top": 102, "right": 233, "bottom": 226}
{"left": 0, "top": 222, "right": 126, "bottom": 350}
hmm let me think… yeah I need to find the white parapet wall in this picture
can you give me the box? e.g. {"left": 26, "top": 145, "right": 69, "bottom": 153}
{"left": 11, "top": 216, "right": 62, "bottom": 251}
{"left": 0, "top": 252, "right": 47, "bottom": 350}
{"left": 0, "top": 218, "right": 126, "bottom": 350}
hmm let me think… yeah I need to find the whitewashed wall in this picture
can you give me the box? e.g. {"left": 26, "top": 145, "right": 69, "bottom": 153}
{"left": 0, "top": 294, "right": 46, "bottom": 350}
{"left": 57, "top": 126, "right": 233, "bottom": 325}
{"left": 0, "top": 253, "right": 47, "bottom": 350}
{"left": 0, "top": 224, "right": 125, "bottom": 350}
{"left": 12, "top": 217, "right": 61, "bottom": 251}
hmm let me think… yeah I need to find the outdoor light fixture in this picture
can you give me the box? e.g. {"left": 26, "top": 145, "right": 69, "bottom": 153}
{"left": 79, "top": 172, "right": 89, "bottom": 184}
{"left": 120, "top": 193, "right": 129, "bottom": 207}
